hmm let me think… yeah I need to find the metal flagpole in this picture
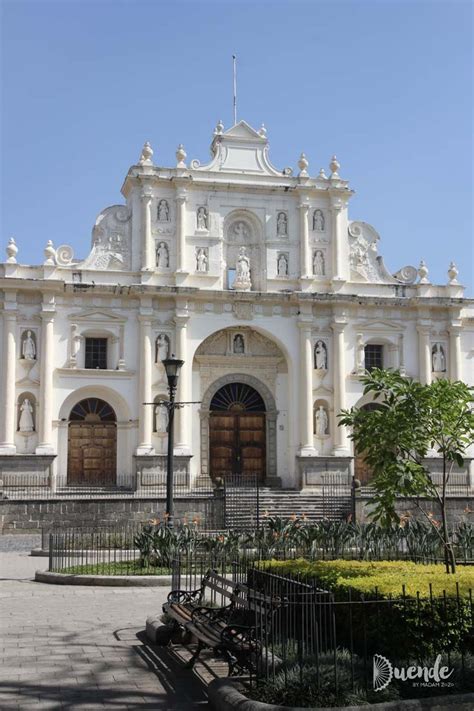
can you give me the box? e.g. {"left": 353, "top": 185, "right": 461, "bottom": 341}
{"left": 233, "top": 54, "right": 237, "bottom": 125}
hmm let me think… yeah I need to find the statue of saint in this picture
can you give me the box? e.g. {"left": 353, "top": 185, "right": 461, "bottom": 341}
{"left": 277, "top": 253, "right": 288, "bottom": 276}
{"left": 19, "top": 398, "right": 34, "bottom": 432}
{"left": 233, "top": 335, "right": 245, "bottom": 354}
{"left": 313, "top": 209, "right": 325, "bottom": 231}
{"left": 315, "top": 405, "right": 328, "bottom": 436}
{"left": 157, "top": 200, "right": 169, "bottom": 222}
{"left": 155, "top": 334, "right": 169, "bottom": 362}
{"left": 154, "top": 404, "right": 169, "bottom": 433}
{"left": 196, "top": 248, "right": 208, "bottom": 272}
{"left": 236, "top": 247, "right": 250, "bottom": 281}
{"left": 314, "top": 340, "right": 327, "bottom": 370}
{"left": 197, "top": 207, "right": 208, "bottom": 230}
{"left": 22, "top": 331, "right": 36, "bottom": 360}
{"left": 313, "top": 250, "right": 325, "bottom": 276}
{"left": 156, "top": 242, "right": 169, "bottom": 269}
{"left": 432, "top": 343, "right": 446, "bottom": 372}
{"left": 277, "top": 212, "right": 287, "bottom": 236}
{"left": 233, "top": 222, "right": 248, "bottom": 240}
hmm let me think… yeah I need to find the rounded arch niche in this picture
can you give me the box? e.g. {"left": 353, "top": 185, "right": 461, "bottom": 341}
{"left": 200, "top": 373, "right": 277, "bottom": 482}
{"left": 223, "top": 209, "right": 264, "bottom": 291}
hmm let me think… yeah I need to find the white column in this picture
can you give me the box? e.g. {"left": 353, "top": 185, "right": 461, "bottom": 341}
{"left": 141, "top": 188, "right": 154, "bottom": 271}
{"left": 175, "top": 313, "right": 191, "bottom": 453}
{"left": 449, "top": 326, "right": 462, "bottom": 381}
{"left": 417, "top": 325, "right": 432, "bottom": 385}
{"left": 299, "top": 203, "right": 310, "bottom": 278}
{"left": 0, "top": 310, "right": 17, "bottom": 454}
{"left": 36, "top": 311, "right": 55, "bottom": 454}
{"left": 298, "top": 320, "right": 315, "bottom": 455}
{"left": 332, "top": 319, "right": 349, "bottom": 455}
{"left": 330, "top": 202, "right": 343, "bottom": 281}
{"left": 176, "top": 191, "right": 187, "bottom": 272}
{"left": 398, "top": 333, "right": 406, "bottom": 375}
{"left": 136, "top": 316, "right": 154, "bottom": 454}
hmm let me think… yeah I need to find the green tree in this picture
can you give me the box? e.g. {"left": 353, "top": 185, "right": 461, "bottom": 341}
{"left": 339, "top": 370, "right": 474, "bottom": 573}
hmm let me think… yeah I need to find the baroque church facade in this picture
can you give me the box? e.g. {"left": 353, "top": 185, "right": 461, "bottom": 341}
{"left": 1, "top": 120, "right": 473, "bottom": 493}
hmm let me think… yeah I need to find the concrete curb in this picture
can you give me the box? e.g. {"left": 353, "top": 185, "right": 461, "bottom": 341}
{"left": 31, "top": 548, "right": 48, "bottom": 557}
{"left": 35, "top": 570, "right": 172, "bottom": 587}
{"left": 207, "top": 678, "right": 474, "bottom": 711}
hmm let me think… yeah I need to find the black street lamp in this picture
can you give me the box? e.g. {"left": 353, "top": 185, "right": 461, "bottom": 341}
{"left": 162, "top": 354, "right": 184, "bottom": 528}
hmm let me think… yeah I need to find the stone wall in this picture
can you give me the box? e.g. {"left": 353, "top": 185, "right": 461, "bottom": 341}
{"left": 0, "top": 495, "right": 224, "bottom": 533}
{"left": 355, "top": 493, "right": 473, "bottom": 525}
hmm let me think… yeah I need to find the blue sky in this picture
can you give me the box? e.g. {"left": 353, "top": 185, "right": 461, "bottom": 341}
{"left": 1, "top": 0, "right": 472, "bottom": 292}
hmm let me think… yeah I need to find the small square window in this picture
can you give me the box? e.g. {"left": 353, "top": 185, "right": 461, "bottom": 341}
{"left": 364, "top": 344, "right": 383, "bottom": 372}
{"left": 85, "top": 338, "right": 108, "bottom": 369}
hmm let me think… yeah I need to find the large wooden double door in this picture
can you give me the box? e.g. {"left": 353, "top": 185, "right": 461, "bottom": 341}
{"left": 67, "top": 398, "right": 117, "bottom": 487}
{"left": 209, "top": 410, "right": 266, "bottom": 482}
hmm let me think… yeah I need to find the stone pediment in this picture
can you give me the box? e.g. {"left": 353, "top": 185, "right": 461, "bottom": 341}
{"left": 189, "top": 120, "right": 284, "bottom": 177}
{"left": 68, "top": 310, "right": 126, "bottom": 323}
{"left": 359, "top": 319, "right": 403, "bottom": 331}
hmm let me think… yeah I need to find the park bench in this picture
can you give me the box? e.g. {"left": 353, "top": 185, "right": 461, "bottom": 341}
{"left": 164, "top": 569, "right": 283, "bottom": 676}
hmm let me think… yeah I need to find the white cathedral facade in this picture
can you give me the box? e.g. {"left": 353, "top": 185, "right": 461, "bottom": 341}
{"left": 1, "top": 120, "right": 473, "bottom": 492}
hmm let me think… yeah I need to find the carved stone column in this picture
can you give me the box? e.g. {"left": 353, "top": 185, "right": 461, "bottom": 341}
{"left": 175, "top": 310, "right": 191, "bottom": 453}
{"left": 417, "top": 325, "right": 432, "bottom": 385}
{"left": 176, "top": 190, "right": 187, "bottom": 272}
{"left": 298, "top": 202, "right": 310, "bottom": 278}
{"left": 0, "top": 308, "right": 17, "bottom": 454}
{"left": 117, "top": 324, "right": 126, "bottom": 370}
{"left": 298, "top": 319, "right": 315, "bottom": 455}
{"left": 398, "top": 333, "right": 406, "bottom": 375}
{"left": 449, "top": 325, "right": 462, "bottom": 380}
{"left": 36, "top": 308, "right": 55, "bottom": 454}
{"left": 136, "top": 315, "right": 154, "bottom": 454}
{"left": 332, "top": 318, "right": 349, "bottom": 455}
{"left": 141, "top": 188, "right": 154, "bottom": 271}
{"left": 330, "top": 199, "right": 343, "bottom": 281}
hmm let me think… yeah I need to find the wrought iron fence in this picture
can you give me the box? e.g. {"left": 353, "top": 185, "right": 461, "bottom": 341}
{"left": 223, "top": 473, "right": 260, "bottom": 529}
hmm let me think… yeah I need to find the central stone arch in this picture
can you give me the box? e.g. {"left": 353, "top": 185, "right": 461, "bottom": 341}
{"left": 200, "top": 373, "right": 278, "bottom": 482}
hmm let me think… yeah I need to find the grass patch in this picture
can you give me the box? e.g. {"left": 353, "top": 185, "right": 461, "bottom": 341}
{"left": 59, "top": 561, "right": 171, "bottom": 576}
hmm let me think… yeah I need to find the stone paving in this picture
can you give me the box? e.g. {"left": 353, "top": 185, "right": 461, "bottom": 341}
{"left": 0, "top": 536, "right": 208, "bottom": 710}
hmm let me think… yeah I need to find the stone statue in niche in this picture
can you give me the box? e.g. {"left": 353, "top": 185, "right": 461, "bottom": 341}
{"left": 315, "top": 405, "right": 329, "bottom": 436}
{"left": 155, "top": 334, "right": 170, "bottom": 363}
{"left": 19, "top": 398, "right": 34, "bottom": 432}
{"left": 314, "top": 340, "right": 328, "bottom": 370}
{"left": 432, "top": 343, "right": 446, "bottom": 372}
{"left": 313, "top": 209, "right": 325, "bottom": 231}
{"left": 21, "top": 331, "right": 36, "bottom": 360}
{"left": 234, "top": 247, "right": 251, "bottom": 290}
{"left": 154, "top": 403, "right": 169, "bottom": 433}
{"left": 156, "top": 242, "right": 169, "bottom": 269}
{"left": 313, "top": 250, "right": 325, "bottom": 276}
{"left": 232, "top": 222, "right": 250, "bottom": 241}
{"left": 277, "top": 253, "right": 288, "bottom": 276}
{"left": 233, "top": 334, "right": 245, "bottom": 354}
{"left": 157, "top": 200, "right": 170, "bottom": 222}
{"left": 196, "top": 207, "right": 208, "bottom": 230}
{"left": 277, "top": 212, "right": 288, "bottom": 236}
{"left": 196, "top": 248, "right": 208, "bottom": 272}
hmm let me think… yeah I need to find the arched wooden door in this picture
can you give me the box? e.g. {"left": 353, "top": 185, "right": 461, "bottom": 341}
{"left": 67, "top": 398, "right": 117, "bottom": 486}
{"left": 209, "top": 383, "right": 266, "bottom": 482}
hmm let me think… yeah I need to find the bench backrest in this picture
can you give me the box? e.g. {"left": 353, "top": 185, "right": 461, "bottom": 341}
{"left": 200, "top": 569, "right": 238, "bottom": 606}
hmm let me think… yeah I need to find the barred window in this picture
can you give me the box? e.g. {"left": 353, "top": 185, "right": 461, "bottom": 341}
{"left": 85, "top": 338, "right": 108, "bottom": 369}
{"left": 364, "top": 344, "right": 383, "bottom": 372}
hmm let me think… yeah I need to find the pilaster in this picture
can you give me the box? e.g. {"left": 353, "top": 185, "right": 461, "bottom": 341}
{"left": 136, "top": 308, "right": 154, "bottom": 455}
{"left": 298, "top": 201, "right": 310, "bottom": 280}
{"left": 297, "top": 317, "right": 315, "bottom": 456}
{"left": 331, "top": 316, "right": 349, "bottom": 455}
{"left": 175, "top": 189, "right": 188, "bottom": 274}
{"left": 140, "top": 187, "right": 154, "bottom": 271}
{"left": 36, "top": 298, "right": 56, "bottom": 454}
{"left": 416, "top": 323, "right": 432, "bottom": 385}
{"left": 175, "top": 303, "right": 191, "bottom": 454}
{"left": 0, "top": 300, "right": 17, "bottom": 454}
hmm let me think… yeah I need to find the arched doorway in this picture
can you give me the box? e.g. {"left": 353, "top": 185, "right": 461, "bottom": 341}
{"left": 67, "top": 398, "right": 117, "bottom": 486}
{"left": 209, "top": 382, "right": 266, "bottom": 481}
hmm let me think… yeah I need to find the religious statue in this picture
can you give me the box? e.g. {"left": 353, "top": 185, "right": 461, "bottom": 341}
{"left": 313, "top": 250, "right": 325, "bottom": 276}
{"left": 313, "top": 209, "right": 325, "bottom": 231}
{"left": 234, "top": 247, "right": 251, "bottom": 290}
{"left": 315, "top": 405, "right": 328, "bottom": 436}
{"left": 22, "top": 331, "right": 36, "bottom": 360}
{"left": 233, "top": 334, "right": 245, "bottom": 354}
{"left": 432, "top": 343, "right": 446, "bottom": 372}
{"left": 196, "top": 207, "right": 208, "bottom": 230}
{"left": 314, "top": 340, "right": 327, "bottom": 370}
{"left": 154, "top": 403, "right": 169, "bottom": 433}
{"left": 156, "top": 242, "right": 169, "bottom": 269}
{"left": 19, "top": 397, "right": 34, "bottom": 432}
{"left": 157, "top": 200, "right": 169, "bottom": 222}
{"left": 196, "top": 248, "right": 208, "bottom": 272}
{"left": 277, "top": 212, "right": 288, "bottom": 236}
{"left": 277, "top": 253, "right": 288, "bottom": 276}
{"left": 233, "top": 222, "right": 249, "bottom": 240}
{"left": 155, "top": 334, "right": 170, "bottom": 363}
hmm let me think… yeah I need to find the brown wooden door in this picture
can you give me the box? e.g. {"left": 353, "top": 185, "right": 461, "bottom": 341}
{"left": 209, "top": 412, "right": 266, "bottom": 482}
{"left": 67, "top": 422, "right": 116, "bottom": 486}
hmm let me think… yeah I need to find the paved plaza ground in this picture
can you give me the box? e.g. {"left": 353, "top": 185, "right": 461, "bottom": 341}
{"left": 0, "top": 535, "right": 207, "bottom": 710}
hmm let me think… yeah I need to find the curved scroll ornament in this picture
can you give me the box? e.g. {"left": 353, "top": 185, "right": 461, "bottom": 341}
{"left": 348, "top": 221, "right": 383, "bottom": 282}
{"left": 55, "top": 245, "right": 74, "bottom": 266}
{"left": 190, "top": 159, "right": 201, "bottom": 169}
{"left": 393, "top": 266, "right": 418, "bottom": 285}
{"left": 79, "top": 204, "right": 132, "bottom": 271}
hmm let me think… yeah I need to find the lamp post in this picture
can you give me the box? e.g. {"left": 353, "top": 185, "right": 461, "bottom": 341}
{"left": 162, "top": 354, "right": 184, "bottom": 529}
